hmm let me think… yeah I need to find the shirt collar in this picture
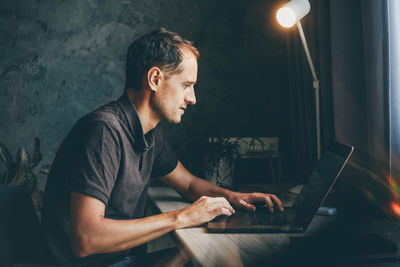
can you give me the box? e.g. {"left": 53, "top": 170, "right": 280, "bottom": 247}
{"left": 117, "top": 93, "right": 155, "bottom": 151}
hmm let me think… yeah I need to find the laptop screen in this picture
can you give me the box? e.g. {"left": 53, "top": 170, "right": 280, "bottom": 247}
{"left": 293, "top": 142, "right": 353, "bottom": 229}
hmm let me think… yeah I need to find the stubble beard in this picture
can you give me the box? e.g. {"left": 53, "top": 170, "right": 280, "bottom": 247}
{"left": 150, "top": 95, "right": 182, "bottom": 124}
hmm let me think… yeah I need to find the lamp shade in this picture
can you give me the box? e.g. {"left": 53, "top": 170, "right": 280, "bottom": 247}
{"left": 276, "top": 0, "right": 310, "bottom": 28}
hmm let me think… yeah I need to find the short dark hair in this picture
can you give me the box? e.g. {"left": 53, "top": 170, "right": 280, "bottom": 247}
{"left": 125, "top": 28, "right": 199, "bottom": 91}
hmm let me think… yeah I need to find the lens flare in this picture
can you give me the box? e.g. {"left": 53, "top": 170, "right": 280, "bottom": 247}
{"left": 390, "top": 178, "right": 400, "bottom": 196}
{"left": 276, "top": 7, "right": 297, "bottom": 28}
{"left": 350, "top": 155, "right": 400, "bottom": 221}
{"left": 390, "top": 201, "right": 400, "bottom": 216}
{"left": 361, "top": 187, "right": 380, "bottom": 206}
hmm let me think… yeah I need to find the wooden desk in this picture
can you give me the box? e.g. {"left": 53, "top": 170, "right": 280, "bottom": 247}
{"left": 148, "top": 186, "right": 338, "bottom": 266}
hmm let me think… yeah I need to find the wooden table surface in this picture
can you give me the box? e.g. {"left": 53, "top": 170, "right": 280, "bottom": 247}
{"left": 148, "top": 186, "right": 337, "bottom": 267}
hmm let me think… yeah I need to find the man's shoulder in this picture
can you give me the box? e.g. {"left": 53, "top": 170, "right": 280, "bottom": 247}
{"left": 79, "top": 100, "right": 125, "bottom": 129}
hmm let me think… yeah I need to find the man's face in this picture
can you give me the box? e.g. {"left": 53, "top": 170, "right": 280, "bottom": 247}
{"left": 151, "top": 49, "right": 198, "bottom": 124}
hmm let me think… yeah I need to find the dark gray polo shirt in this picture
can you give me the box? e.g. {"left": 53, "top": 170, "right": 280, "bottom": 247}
{"left": 42, "top": 93, "right": 178, "bottom": 265}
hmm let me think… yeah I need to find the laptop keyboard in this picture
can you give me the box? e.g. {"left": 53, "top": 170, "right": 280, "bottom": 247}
{"left": 249, "top": 207, "right": 293, "bottom": 226}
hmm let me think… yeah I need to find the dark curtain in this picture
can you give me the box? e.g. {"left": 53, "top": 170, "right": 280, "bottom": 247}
{"left": 286, "top": 0, "right": 333, "bottom": 182}
{"left": 331, "top": 0, "right": 390, "bottom": 173}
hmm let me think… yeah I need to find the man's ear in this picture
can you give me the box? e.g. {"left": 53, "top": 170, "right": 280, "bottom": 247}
{"left": 147, "top": 67, "right": 162, "bottom": 92}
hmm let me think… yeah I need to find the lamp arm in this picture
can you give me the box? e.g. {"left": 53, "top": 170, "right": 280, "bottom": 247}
{"left": 296, "top": 21, "right": 319, "bottom": 86}
{"left": 296, "top": 20, "right": 321, "bottom": 159}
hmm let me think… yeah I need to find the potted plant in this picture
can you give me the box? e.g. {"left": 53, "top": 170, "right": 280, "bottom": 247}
{"left": 0, "top": 138, "right": 49, "bottom": 219}
{"left": 203, "top": 137, "right": 241, "bottom": 186}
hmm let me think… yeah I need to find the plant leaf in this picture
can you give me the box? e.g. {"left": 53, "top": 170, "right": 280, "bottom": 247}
{"left": 0, "top": 142, "right": 12, "bottom": 169}
{"left": 38, "top": 165, "right": 51, "bottom": 175}
{"left": 10, "top": 147, "right": 28, "bottom": 185}
{"left": 30, "top": 137, "right": 42, "bottom": 169}
{"left": 24, "top": 169, "right": 37, "bottom": 193}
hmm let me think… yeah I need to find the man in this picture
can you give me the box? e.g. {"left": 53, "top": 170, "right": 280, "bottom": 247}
{"left": 42, "top": 29, "right": 283, "bottom": 266}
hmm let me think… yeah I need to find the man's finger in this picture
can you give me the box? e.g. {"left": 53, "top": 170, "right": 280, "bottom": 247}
{"left": 218, "top": 207, "right": 234, "bottom": 216}
{"left": 246, "top": 193, "right": 272, "bottom": 203}
{"left": 211, "top": 197, "right": 235, "bottom": 214}
{"left": 268, "top": 194, "right": 284, "bottom": 211}
{"left": 262, "top": 195, "right": 275, "bottom": 212}
{"left": 220, "top": 198, "right": 236, "bottom": 214}
{"left": 247, "top": 193, "right": 284, "bottom": 212}
{"left": 239, "top": 199, "right": 256, "bottom": 212}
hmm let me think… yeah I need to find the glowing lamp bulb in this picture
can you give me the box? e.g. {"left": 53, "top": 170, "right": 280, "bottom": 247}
{"left": 276, "top": 7, "right": 297, "bottom": 28}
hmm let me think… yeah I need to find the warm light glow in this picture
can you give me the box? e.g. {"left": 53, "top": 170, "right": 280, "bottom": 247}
{"left": 276, "top": 7, "right": 297, "bottom": 28}
{"left": 276, "top": 0, "right": 311, "bottom": 28}
{"left": 390, "top": 201, "right": 400, "bottom": 216}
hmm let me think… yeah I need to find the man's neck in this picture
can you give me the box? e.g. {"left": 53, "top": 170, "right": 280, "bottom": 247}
{"left": 126, "top": 89, "right": 159, "bottom": 134}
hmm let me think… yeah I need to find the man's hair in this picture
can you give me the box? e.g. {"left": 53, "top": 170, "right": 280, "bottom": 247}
{"left": 125, "top": 28, "right": 199, "bottom": 91}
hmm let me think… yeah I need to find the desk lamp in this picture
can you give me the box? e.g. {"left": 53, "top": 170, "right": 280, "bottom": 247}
{"left": 276, "top": 0, "right": 321, "bottom": 159}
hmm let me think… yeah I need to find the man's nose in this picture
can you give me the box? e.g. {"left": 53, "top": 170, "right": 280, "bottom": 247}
{"left": 185, "top": 87, "right": 196, "bottom": 105}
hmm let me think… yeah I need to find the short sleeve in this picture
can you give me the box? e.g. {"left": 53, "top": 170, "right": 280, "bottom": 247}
{"left": 150, "top": 130, "right": 178, "bottom": 178}
{"left": 69, "top": 121, "right": 121, "bottom": 204}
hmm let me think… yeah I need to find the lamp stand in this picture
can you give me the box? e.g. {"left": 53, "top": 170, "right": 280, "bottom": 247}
{"left": 296, "top": 21, "right": 321, "bottom": 159}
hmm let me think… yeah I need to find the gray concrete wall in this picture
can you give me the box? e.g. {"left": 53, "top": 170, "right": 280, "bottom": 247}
{"left": 0, "top": 0, "right": 289, "bottom": 189}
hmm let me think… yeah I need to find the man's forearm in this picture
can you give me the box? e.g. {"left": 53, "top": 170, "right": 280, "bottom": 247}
{"left": 185, "top": 176, "right": 235, "bottom": 202}
{"left": 71, "top": 209, "right": 182, "bottom": 258}
{"left": 160, "top": 161, "right": 236, "bottom": 203}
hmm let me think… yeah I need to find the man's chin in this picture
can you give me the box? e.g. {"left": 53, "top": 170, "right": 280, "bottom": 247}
{"left": 165, "top": 116, "right": 182, "bottom": 124}
{"left": 173, "top": 117, "right": 182, "bottom": 124}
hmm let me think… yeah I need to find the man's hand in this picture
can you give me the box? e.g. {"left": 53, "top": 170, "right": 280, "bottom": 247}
{"left": 177, "top": 196, "right": 235, "bottom": 228}
{"left": 227, "top": 192, "right": 284, "bottom": 213}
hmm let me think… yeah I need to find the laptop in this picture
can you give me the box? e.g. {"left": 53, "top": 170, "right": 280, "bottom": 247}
{"left": 207, "top": 141, "right": 354, "bottom": 233}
